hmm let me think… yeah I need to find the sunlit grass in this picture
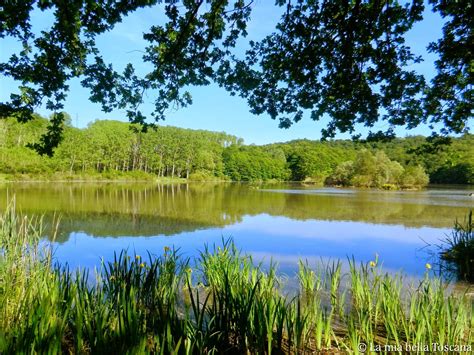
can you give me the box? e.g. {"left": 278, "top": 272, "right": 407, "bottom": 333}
{"left": 1, "top": 205, "right": 473, "bottom": 353}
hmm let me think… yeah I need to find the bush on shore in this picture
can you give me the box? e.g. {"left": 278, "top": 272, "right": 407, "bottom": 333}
{"left": 327, "top": 150, "right": 429, "bottom": 189}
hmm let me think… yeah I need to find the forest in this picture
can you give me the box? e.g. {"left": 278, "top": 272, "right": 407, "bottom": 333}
{"left": 0, "top": 114, "right": 472, "bottom": 186}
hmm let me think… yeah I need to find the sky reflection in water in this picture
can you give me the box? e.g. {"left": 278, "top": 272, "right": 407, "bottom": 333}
{"left": 52, "top": 215, "right": 448, "bottom": 277}
{"left": 1, "top": 183, "right": 471, "bottom": 278}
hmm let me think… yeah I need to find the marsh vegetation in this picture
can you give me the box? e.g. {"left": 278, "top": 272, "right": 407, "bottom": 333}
{"left": 1, "top": 205, "right": 473, "bottom": 354}
{"left": 440, "top": 211, "right": 474, "bottom": 282}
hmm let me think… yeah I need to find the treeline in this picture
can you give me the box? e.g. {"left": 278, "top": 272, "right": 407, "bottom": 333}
{"left": 367, "top": 136, "right": 474, "bottom": 185}
{"left": 0, "top": 116, "right": 240, "bottom": 180}
{"left": 272, "top": 136, "right": 473, "bottom": 185}
{"left": 0, "top": 115, "right": 472, "bottom": 185}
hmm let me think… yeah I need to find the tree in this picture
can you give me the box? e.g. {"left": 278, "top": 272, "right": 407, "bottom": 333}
{"left": 283, "top": 140, "right": 353, "bottom": 181}
{"left": 327, "top": 149, "right": 429, "bottom": 188}
{"left": 1, "top": 1, "right": 471, "bottom": 153}
{"left": 1, "top": 0, "right": 252, "bottom": 154}
{"left": 425, "top": 0, "right": 473, "bottom": 134}
{"left": 222, "top": 145, "right": 289, "bottom": 181}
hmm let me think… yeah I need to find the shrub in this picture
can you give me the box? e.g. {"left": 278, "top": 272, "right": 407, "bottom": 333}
{"left": 401, "top": 165, "right": 429, "bottom": 188}
{"left": 328, "top": 150, "right": 429, "bottom": 189}
{"left": 441, "top": 211, "right": 474, "bottom": 281}
{"left": 188, "top": 170, "right": 216, "bottom": 181}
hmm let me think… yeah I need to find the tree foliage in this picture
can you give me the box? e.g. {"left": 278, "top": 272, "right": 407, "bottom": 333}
{"left": 0, "top": 0, "right": 252, "bottom": 154}
{"left": 368, "top": 133, "right": 474, "bottom": 184}
{"left": 221, "top": 0, "right": 426, "bottom": 138}
{"left": 0, "top": 116, "right": 239, "bottom": 179}
{"left": 0, "top": 0, "right": 472, "bottom": 153}
{"left": 222, "top": 145, "right": 289, "bottom": 181}
{"left": 327, "top": 149, "right": 429, "bottom": 188}
{"left": 425, "top": 0, "right": 473, "bottom": 134}
{"left": 0, "top": 115, "right": 471, "bottom": 184}
{"left": 282, "top": 140, "right": 354, "bottom": 182}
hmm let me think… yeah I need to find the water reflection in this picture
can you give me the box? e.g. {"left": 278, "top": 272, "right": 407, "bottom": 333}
{"left": 1, "top": 182, "right": 472, "bottom": 277}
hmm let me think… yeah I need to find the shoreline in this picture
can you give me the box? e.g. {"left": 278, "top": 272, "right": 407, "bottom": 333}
{"left": 2, "top": 175, "right": 471, "bottom": 190}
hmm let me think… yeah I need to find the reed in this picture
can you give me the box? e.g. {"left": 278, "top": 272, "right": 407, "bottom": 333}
{"left": 1, "top": 205, "right": 473, "bottom": 354}
{"left": 441, "top": 210, "right": 473, "bottom": 282}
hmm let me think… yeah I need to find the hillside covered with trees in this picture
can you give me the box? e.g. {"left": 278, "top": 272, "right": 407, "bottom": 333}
{"left": 0, "top": 115, "right": 472, "bottom": 186}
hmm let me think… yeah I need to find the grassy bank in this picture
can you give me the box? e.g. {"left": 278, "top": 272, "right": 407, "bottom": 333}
{"left": 0, "top": 172, "right": 431, "bottom": 189}
{"left": 1, "top": 206, "right": 473, "bottom": 353}
{"left": 0, "top": 171, "right": 187, "bottom": 183}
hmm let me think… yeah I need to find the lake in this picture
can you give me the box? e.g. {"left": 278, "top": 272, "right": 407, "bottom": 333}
{"left": 1, "top": 182, "right": 472, "bottom": 278}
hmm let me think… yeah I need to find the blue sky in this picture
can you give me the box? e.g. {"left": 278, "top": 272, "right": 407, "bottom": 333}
{"left": 0, "top": 1, "right": 456, "bottom": 144}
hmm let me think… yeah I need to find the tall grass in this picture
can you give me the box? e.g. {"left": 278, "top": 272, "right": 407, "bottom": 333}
{"left": 1, "top": 205, "right": 473, "bottom": 353}
{"left": 441, "top": 210, "right": 473, "bottom": 282}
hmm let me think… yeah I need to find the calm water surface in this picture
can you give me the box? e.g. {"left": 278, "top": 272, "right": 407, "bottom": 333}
{"left": 1, "top": 182, "right": 472, "bottom": 277}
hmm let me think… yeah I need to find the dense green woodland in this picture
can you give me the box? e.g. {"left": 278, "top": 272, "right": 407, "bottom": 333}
{"left": 0, "top": 115, "right": 472, "bottom": 186}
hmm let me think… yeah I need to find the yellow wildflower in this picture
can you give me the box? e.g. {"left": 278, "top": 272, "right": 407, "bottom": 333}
{"left": 139, "top": 263, "right": 145, "bottom": 268}
{"left": 425, "top": 263, "right": 432, "bottom": 270}
{"left": 369, "top": 261, "right": 376, "bottom": 267}
{"left": 135, "top": 255, "right": 141, "bottom": 260}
